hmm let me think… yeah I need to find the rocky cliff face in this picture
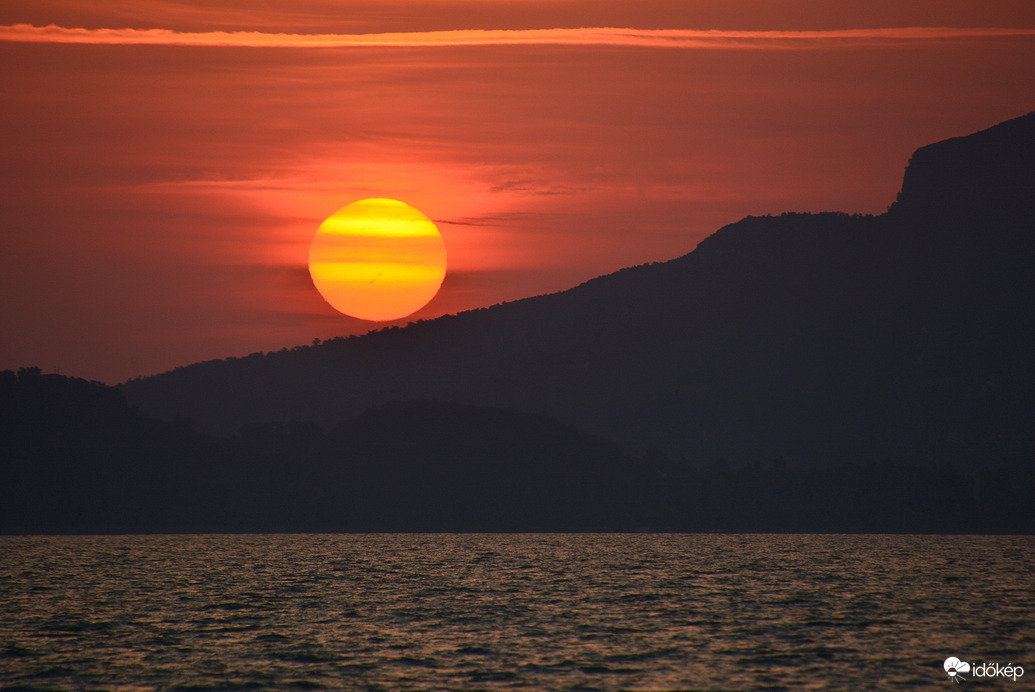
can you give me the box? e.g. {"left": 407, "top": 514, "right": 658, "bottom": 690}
{"left": 893, "top": 111, "right": 1035, "bottom": 224}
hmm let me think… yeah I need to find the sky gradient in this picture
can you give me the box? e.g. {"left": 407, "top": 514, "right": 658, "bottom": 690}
{"left": 2, "top": 1, "right": 1034, "bottom": 383}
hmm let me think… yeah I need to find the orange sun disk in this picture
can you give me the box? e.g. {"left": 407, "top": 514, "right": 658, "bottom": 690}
{"left": 308, "top": 198, "right": 447, "bottom": 322}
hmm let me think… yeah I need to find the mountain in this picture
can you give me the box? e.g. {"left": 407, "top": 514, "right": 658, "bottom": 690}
{"left": 1, "top": 368, "right": 655, "bottom": 532}
{"left": 121, "top": 112, "right": 1035, "bottom": 470}
{"left": 6, "top": 369, "right": 1030, "bottom": 533}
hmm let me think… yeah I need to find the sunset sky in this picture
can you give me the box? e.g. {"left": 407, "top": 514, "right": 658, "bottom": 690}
{"left": 2, "top": 1, "right": 1034, "bottom": 383}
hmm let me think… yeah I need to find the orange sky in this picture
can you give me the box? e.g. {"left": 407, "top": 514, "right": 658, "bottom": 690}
{"left": 2, "top": 0, "right": 1034, "bottom": 383}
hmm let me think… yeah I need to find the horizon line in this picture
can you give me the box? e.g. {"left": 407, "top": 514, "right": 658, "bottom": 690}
{"left": 2, "top": 24, "right": 1034, "bottom": 49}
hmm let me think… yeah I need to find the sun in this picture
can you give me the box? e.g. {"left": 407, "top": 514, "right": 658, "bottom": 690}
{"left": 308, "top": 198, "right": 447, "bottom": 322}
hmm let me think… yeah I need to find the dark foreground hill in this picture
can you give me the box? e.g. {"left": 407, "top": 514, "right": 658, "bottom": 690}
{"left": 121, "top": 112, "right": 1035, "bottom": 474}
{"left": 3, "top": 368, "right": 1031, "bottom": 533}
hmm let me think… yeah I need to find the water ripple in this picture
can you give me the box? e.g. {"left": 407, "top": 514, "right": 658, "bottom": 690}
{"left": 0, "top": 534, "right": 1031, "bottom": 690}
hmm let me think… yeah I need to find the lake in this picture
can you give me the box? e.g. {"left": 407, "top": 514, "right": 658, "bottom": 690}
{"left": 1, "top": 534, "right": 1032, "bottom": 690}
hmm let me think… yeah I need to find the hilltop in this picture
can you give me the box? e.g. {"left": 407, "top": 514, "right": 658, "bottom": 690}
{"left": 122, "top": 112, "right": 1035, "bottom": 470}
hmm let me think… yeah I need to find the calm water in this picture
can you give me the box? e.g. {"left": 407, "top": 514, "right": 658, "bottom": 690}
{"left": 0, "top": 534, "right": 1032, "bottom": 690}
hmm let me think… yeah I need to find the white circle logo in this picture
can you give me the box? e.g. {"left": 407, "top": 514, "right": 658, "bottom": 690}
{"left": 944, "top": 657, "right": 971, "bottom": 684}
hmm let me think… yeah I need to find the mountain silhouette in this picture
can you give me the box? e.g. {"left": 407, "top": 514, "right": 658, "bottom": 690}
{"left": 6, "top": 368, "right": 1030, "bottom": 533}
{"left": 1, "top": 369, "right": 655, "bottom": 532}
{"left": 121, "top": 112, "right": 1035, "bottom": 471}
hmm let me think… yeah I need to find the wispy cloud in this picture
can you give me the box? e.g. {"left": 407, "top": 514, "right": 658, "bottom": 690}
{"left": 2, "top": 24, "right": 1033, "bottom": 49}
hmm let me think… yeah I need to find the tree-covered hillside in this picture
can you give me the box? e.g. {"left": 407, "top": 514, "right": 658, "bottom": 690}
{"left": 4, "top": 369, "right": 1031, "bottom": 534}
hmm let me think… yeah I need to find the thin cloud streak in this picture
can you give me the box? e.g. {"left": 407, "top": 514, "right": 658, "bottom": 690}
{"left": 2, "top": 24, "right": 1033, "bottom": 49}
